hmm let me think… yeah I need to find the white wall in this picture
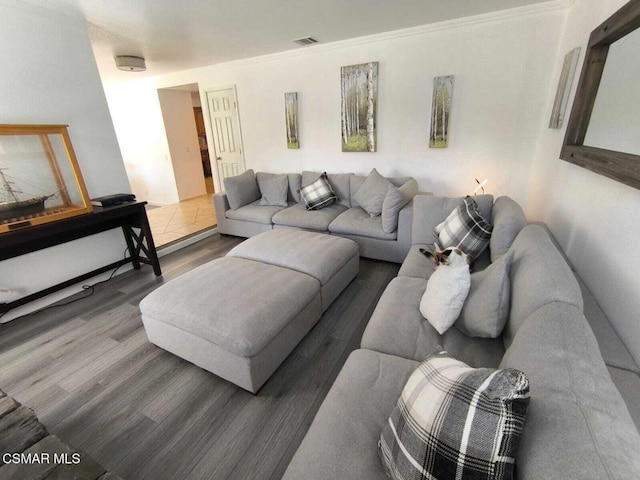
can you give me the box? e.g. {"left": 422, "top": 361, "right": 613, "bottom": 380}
{"left": 527, "top": 0, "right": 640, "bottom": 363}
{"left": 0, "top": 0, "right": 131, "bottom": 321}
{"left": 157, "top": 89, "right": 206, "bottom": 200}
{"left": 103, "top": 3, "right": 566, "bottom": 207}
{"left": 107, "top": 80, "right": 179, "bottom": 205}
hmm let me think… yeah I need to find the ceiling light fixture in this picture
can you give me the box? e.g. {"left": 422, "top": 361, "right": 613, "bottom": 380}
{"left": 114, "top": 55, "right": 146, "bottom": 72}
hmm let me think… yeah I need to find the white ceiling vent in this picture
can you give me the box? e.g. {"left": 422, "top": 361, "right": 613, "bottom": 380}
{"left": 293, "top": 36, "right": 318, "bottom": 46}
{"left": 114, "top": 55, "right": 146, "bottom": 72}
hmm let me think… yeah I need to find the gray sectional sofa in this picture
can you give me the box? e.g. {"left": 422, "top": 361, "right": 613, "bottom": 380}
{"left": 284, "top": 194, "right": 640, "bottom": 479}
{"left": 213, "top": 170, "right": 419, "bottom": 263}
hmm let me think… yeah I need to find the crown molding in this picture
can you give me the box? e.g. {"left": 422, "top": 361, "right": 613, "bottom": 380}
{"left": 216, "top": 0, "right": 571, "bottom": 69}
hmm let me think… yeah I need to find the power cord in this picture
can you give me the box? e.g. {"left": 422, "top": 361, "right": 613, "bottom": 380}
{"left": 0, "top": 247, "right": 130, "bottom": 319}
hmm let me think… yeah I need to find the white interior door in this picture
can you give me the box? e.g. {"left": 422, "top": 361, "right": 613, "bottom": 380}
{"left": 206, "top": 87, "right": 245, "bottom": 186}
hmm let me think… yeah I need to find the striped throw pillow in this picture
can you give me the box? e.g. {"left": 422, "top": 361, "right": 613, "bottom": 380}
{"left": 379, "top": 351, "right": 529, "bottom": 480}
{"left": 299, "top": 172, "right": 338, "bottom": 210}
{"left": 435, "top": 197, "right": 493, "bottom": 259}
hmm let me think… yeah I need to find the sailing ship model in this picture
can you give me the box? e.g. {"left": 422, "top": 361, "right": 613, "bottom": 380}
{"left": 0, "top": 124, "right": 93, "bottom": 233}
{"left": 0, "top": 168, "right": 52, "bottom": 222}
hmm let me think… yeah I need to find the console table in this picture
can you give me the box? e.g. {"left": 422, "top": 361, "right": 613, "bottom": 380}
{"left": 0, "top": 201, "right": 161, "bottom": 315}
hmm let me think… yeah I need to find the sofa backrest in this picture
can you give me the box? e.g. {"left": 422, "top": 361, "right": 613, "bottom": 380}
{"left": 349, "top": 175, "right": 412, "bottom": 209}
{"left": 301, "top": 171, "right": 352, "bottom": 208}
{"left": 500, "top": 302, "right": 640, "bottom": 479}
{"left": 287, "top": 173, "right": 301, "bottom": 203}
{"left": 503, "top": 225, "right": 583, "bottom": 348}
{"left": 410, "top": 194, "right": 494, "bottom": 245}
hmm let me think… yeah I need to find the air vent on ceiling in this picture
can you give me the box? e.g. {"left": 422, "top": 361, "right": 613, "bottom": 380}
{"left": 293, "top": 36, "right": 318, "bottom": 46}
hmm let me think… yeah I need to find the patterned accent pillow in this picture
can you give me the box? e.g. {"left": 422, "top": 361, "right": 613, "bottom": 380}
{"left": 435, "top": 197, "right": 493, "bottom": 259}
{"left": 379, "top": 351, "right": 529, "bottom": 480}
{"left": 299, "top": 172, "right": 338, "bottom": 210}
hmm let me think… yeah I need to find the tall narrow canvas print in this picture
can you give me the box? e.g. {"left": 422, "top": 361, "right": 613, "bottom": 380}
{"left": 341, "top": 62, "right": 378, "bottom": 152}
{"left": 285, "top": 92, "right": 299, "bottom": 149}
{"left": 429, "top": 75, "right": 454, "bottom": 148}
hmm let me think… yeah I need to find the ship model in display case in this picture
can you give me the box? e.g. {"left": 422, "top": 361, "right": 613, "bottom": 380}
{"left": 0, "top": 124, "right": 92, "bottom": 233}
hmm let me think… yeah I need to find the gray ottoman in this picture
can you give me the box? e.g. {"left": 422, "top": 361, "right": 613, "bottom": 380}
{"left": 140, "top": 230, "right": 359, "bottom": 393}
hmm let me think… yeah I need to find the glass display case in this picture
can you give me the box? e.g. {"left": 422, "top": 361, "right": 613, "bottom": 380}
{"left": 0, "top": 124, "right": 92, "bottom": 233}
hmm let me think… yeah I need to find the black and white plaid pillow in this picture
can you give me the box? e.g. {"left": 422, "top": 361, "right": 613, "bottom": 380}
{"left": 435, "top": 197, "right": 493, "bottom": 259}
{"left": 379, "top": 351, "right": 529, "bottom": 480}
{"left": 299, "top": 172, "right": 338, "bottom": 210}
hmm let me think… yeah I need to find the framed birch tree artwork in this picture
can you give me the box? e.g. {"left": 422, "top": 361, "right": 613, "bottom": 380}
{"left": 341, "top": 62, "right": 378, "bottom": 152}
{"left": 549, "top": 47, "right": 580, "bottom": 129}
{"left": 285, "top": 92, "right": 299, "bottom": 149}
{"left": 429, "top": 75, "right": 454, "bottom": 148}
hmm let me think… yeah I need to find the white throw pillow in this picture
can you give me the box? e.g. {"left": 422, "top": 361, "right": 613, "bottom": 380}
{"left": 420, "top": 252, "right": 471, "bottom": 334}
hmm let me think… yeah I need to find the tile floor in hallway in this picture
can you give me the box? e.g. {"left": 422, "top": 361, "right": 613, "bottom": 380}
{"left": 146, "top": 189, "right": 217, "bottom": 248}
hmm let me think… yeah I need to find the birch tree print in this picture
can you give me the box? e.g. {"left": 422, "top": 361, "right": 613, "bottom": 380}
{"left": 285, "top": 92, "right": 299, "bottom": 149}
{"left": 341, "top": 62, "right": 378, "bottom": 152}
{"left": 429, "top": 75, "right": 454, "bottom": 148}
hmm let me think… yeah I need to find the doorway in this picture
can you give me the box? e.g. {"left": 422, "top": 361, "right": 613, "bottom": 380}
{"left": 148, "top": 83, "right": 218, "bottom": 248}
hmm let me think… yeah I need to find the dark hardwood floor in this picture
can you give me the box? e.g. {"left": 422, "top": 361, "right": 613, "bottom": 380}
{"left": 0, "top": 233, "right": 399, "bottom": 480}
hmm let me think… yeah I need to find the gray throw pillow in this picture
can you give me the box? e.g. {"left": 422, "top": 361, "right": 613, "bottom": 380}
{"left": 381, "top": 179, "right": 418, "bottom": 233}
{"left": 352, "top": 168, "right": 396, "bottom": 217}
{"left": 490, "top": 196, "right": 527, "bottom": 262}
{"left": 223, "top": 169, "right": 260, "bottom": 210}
{"left": 257, "top": 173, "right": 288, "bottom": 207}
{"left": 379, "top": 350, "right": 529, "bottom": 480}
{"left": 456, "top": 249, "right": 514, "bottom": 338}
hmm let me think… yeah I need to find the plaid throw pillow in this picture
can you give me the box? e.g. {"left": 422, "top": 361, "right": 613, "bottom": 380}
{"left": 379, "top": 351, "right": 529, "bottom": 480}
{"left": 435, "top": 197, "right": 493, "bottom": 259}
{"left": 299, "top": 172, "right": 338, "bottom": 210}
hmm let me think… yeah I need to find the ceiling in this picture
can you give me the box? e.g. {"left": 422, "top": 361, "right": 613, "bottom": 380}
{"left": 21, "top": 0, "right": 552, "bottom": 82}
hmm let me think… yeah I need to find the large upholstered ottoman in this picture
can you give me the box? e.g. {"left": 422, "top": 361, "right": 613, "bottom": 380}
{"left": 140, "top": 230, "right": 359, "bottom": 393}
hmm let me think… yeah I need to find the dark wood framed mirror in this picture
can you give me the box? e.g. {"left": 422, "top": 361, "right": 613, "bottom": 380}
{"left": 560, "top": 0, "right": 640, "bottom": 190}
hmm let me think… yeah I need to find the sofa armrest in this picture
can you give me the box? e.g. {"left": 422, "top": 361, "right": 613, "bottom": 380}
{"left": 213, "top": 192, "right": 231, "bottom": 231}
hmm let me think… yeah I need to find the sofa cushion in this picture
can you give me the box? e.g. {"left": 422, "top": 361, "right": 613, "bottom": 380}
{"left": 256, "top": 172, "right": 288, "bottom": 207}
{"left": 299, "top": 172, "right": 338, "bottom": 210}
{"left": 412, "top": 194, "right": 494, "bottom": 246}
{"left": 456, "top": 250, "right": 514, "bottom": 338}
{"left": 225, "top": 199, "right": 289, "bottom": 225}
{"left": 381, "top": 179, "right": 418, "bottom": 233}
{"left": 398, "top": 244, "right": 439, "bottom": 280}
{"left": 504, "top": 225, "right": 583, "bottom": 348}
{"left": 500, "top": 302, "right": 640, "bottom": 479}
{"left": 379, "top": 351, "right": 529, "bottom": 480}
{"left": 490, "top": 196, "right": 527, "bottom": 262}
{"left": 329, "top": 207, "right": 397, "bottom": 241}
{"left": 272, "top": 202, "right": 347, "bottom": 231}
{"left": 361, "top": 276, "right": 505, "bottom": 367}
{"left": 282, "top": 349, "right": 419, "bottom": 480}
{"left": 223, "top": 169, "right": 260, "bottom": 209}
{"left": 435, "top": 197, "right": 493, "bottom": 259}
{"left": 302, "top": 171, "right": 352, "bottom": 208}
{"left": 352, "top": 168, "right": 396, "bottom": 217}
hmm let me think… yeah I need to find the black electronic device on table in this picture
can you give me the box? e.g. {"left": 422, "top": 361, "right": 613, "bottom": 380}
{"left": 91, "top": 193, "right": 136, "bottom": 207}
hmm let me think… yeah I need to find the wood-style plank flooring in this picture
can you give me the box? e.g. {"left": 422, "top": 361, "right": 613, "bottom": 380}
{"left": 0, "top": 233, "right": 399, "bottom": 480}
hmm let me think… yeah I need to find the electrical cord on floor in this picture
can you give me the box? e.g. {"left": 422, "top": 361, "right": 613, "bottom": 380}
{"left": 0, "top": 247, "right": 130, "bottom": 319}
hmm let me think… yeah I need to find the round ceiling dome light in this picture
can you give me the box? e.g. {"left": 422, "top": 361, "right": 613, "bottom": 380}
{"left": 114, "top": 55, "right": 146, "bottom": 72}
